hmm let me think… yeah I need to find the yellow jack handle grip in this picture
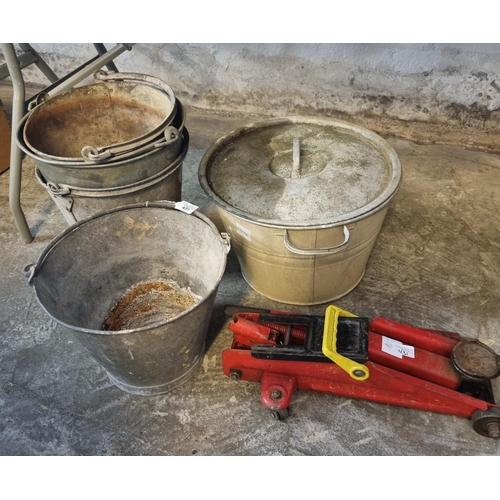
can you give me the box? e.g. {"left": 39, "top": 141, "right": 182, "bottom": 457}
{"left": 322, "top": 305, "right": 370, "bottom": 380}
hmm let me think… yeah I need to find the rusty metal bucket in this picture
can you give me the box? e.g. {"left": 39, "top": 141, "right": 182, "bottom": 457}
{"left": 22, "top": 71, "right": 178, "bottom": 163}
{"left": 17, "top": 95, "right": 186, "bottom": 189}
{"left": 35, "top": 129, "right": 189, "bottom": 224}
{"left": 23, "top": 202, "right": 231, "bottom": 396}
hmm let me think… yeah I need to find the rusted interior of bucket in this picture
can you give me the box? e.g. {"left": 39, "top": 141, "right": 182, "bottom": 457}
{"left": 32, "top": 207, "right": 226, "bottom": 332}
{"left": 24, "top": 82, "right": 170, "bottom": 158}
{"left": 103, "top": 279, "right": 202, "bottom": 331}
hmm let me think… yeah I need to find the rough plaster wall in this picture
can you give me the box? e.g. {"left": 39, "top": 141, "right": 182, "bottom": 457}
{"left": 7, "top": 43, "right": 500, "bottom": 149}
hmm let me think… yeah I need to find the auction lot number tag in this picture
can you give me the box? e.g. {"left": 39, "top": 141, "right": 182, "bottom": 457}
{"left": 381, "top": 335, "right": 415, "bottom": 359}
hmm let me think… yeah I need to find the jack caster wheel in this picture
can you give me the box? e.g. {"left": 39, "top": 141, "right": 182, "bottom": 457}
{"left": 471, "top": 408, "right": 500, "bottom": 439}
{"left": 270, "top": 408, "right": 289, "bottom": 421}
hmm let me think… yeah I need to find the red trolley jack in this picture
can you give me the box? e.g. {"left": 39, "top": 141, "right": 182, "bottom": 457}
{"left": 221, "top": 304, "right": 500, "bottom": 439}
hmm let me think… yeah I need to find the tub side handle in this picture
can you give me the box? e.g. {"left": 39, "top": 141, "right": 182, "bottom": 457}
{"left": 284, "top": 225, "right": 350, "bottom": 255}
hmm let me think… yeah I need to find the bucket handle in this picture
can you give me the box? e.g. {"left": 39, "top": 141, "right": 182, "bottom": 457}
{"left": 148, "top": 201, "right": 232, "bottom": 255}
{"left": 283, "top": 225, "right": 350, "bottom": 255}
{"left": 26, "top": 201, "right": 231, "bottom": 286}
{"left": 192, "top": 211, "right": 231, "bottom": 255}
{"left": 93, "top": 70, "right": 174, "bottom": 94}
{"left": 81, "top": 125, "right": 181, "bottom": 162}
{"left": 72, "top": 70, "right": 178, "bottom": 162}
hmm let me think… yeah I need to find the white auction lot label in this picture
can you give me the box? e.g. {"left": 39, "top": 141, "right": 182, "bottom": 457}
{"left": 381, "top": 335, "right": 415, "bottom": 359}
{"left": 174, "top": 201, "right": 198, "bottom": 214}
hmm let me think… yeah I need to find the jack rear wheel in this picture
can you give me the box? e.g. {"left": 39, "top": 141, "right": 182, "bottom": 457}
{"left": 471, "top": 408, "right": 500, "bottom": 439}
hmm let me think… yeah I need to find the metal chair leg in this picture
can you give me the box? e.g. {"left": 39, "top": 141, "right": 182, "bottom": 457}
{"left": 18, "top": 44, "right": 59, "bottom": 83}
{"left": 1, "top": 43, "right": 33, "bottom": 243}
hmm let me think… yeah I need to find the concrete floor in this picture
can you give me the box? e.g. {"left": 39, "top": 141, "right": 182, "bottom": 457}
{"left": 1, "top": 86, "right": 500, "bottom": 456}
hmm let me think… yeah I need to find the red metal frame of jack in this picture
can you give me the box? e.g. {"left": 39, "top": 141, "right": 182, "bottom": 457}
{"left": 222, "top": 312, "right": 500, "bottom": 422}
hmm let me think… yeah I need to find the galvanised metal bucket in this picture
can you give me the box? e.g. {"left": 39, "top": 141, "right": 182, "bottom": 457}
{"left": 24, "top": 202, "right": 231, "bottom": 396}
{"left": 17, "top": 98, "right": 186, "bottom": 189}
{"left": 22, "top": 71, "right": 178, "bottom": 163}
{"left": 35, "top": 129, "right": 189, "bottom": 224}
{"left": 199, "top": 116, "right": 402, "bottom": 305}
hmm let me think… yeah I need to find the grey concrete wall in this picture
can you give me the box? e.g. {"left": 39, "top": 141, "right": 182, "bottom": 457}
{"left": 6, "top": 43, "right": 500, "bottom": 150}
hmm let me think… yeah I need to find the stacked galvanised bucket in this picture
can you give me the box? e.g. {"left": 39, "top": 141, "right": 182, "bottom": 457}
{"left": 17, "top": 70, "right": 227, "bottom": 396}
{"left": 16, "top": 70, "right": 188, "bottom": 224}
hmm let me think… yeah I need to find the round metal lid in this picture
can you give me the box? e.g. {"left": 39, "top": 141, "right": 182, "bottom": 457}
{"left": 199, "top": 117, "right": 402, "bottom": 228}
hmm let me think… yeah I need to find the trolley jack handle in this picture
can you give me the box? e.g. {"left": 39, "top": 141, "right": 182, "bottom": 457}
{"left": 323, "top": 305, "right": 370, "bottom": 380}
